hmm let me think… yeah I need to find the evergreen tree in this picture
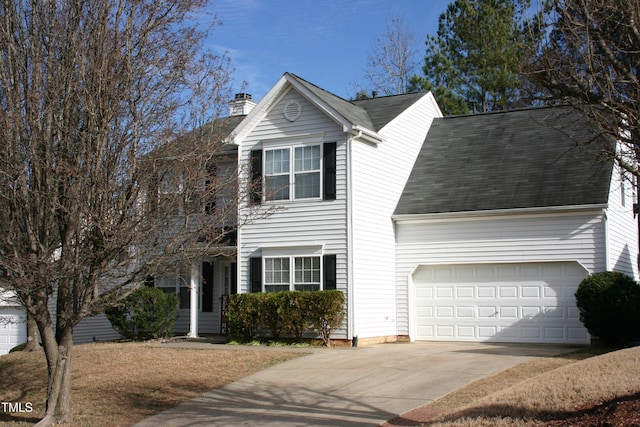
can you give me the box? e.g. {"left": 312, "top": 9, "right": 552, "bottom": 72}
{"left": 411, "top": 0, "right": 538, "bottom": 115}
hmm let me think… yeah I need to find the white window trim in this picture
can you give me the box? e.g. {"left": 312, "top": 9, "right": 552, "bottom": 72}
{"left": 262, "top": 134, "right": 324, "bottom": 203}
{"left": 263, "top": 255, "right": 323, "bottom": 292}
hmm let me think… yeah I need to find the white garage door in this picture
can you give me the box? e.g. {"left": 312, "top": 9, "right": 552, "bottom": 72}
{"left": 0, "top": 307, "right": 26, "bottom": 355}
{"left": 413, "top": 262, "right": 590, "bottom": 344}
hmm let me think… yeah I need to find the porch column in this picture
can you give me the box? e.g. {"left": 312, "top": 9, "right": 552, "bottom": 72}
{"left": 187, "top": 260, "right": 199, "bottom": 338}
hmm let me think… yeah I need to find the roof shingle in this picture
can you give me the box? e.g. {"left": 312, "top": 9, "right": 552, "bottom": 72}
{"left": 394, "top": 106, "right": 614, "bottom": 216}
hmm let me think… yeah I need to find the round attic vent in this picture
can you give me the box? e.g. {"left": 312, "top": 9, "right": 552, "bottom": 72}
{"left": 283, "top": 100, "right": 302, "bottom": 121}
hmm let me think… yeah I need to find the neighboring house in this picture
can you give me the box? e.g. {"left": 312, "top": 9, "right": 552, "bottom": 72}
{"left": 0, "top": 290, "right": 26, "bottom": 355}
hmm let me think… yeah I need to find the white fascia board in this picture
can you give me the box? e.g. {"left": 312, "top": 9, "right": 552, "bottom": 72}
{"left": 285, "top": 75, "right": 384, "bottom": 144}
{"left": 230, "top": 74, "right": 291, "bottom": 145}
{"left": 392, "top": 204, "right": 608, "bottom": 224}
{"left": 425, "top": 91, "right": 444, "bottom": 118}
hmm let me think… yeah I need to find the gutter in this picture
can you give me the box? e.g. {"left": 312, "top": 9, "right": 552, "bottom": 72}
{"left": 348, "top": 125, "right": 383, "bottom": 145}
{"left": 392, "top": 204, "right": 609, "bottom": 223}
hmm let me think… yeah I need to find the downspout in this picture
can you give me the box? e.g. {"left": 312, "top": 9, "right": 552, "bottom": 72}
{"left": 603, "top": 208, "right": 610, "bottom": 272}
{"left": 347, "top": 134, "right": 356, "bottom": 341}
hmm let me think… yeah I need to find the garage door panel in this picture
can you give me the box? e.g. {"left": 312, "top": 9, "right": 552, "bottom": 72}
{"left": 0, "top": 307, "right": 26, "bottom": 355}
{"left": 413, "top": 262, "right": 590, "bottom": 344}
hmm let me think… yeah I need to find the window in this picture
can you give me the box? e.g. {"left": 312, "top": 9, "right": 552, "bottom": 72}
{"left": 294, "top": 146, "right": 320, "bottom": 199}
{"left": 263, "top": 256, "right": 321, "bottom": 292}
{"left": 265, "top": 148, "right": 290, "bottom": 200}
{"left": 264, "top": 144, "right": 321, "bottom": 201}
{"left": 250, "top": 142, "right": 336, "bottom": 204}
{"left": 294, "top": 257, "right": 321, "bottom": 291}
{"left": 264, "top": 257, "right": 290, "bottom": 292}
{"left": 154, "top": 268, "right": 190, "bottom": 309}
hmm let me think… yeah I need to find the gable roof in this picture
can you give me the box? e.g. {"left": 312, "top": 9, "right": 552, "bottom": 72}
{"left": 232, "top": 72, "right": 433, "bottom": 144}
{"left": 394, "top": 106, "right": 614, "bottom": 216}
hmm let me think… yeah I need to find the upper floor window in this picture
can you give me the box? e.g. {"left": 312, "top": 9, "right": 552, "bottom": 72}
{"left": 251, "top": 141, "right": 336, "bottom": 204}
{"left": 264, "top": 145, "right": 321, "bottom": 201}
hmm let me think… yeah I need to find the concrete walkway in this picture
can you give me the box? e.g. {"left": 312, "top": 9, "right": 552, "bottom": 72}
{"left": 133, "top": 341, "right": 579, "bottom": 427}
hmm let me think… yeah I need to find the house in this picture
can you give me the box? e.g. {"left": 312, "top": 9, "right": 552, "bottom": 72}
{"left": 3, "top": 73, "right": 637, "bottom": 352}
{"left": 228, "top": 73, "right": 637, "bottom": 345}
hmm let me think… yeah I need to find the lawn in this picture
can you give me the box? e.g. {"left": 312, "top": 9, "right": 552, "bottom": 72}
{"left": 2, "top": 342, "right": 639, "bottom": 427}
{"left": 0, "top": 342, "right": 305, "bottom": 426}
{"left": 397, "top": 345, "right": 640, "bottom": 426}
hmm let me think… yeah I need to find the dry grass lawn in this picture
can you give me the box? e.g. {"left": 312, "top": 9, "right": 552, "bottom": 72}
{"left": 416, "top": 346, "right": 640, "bottom": 426}
{"left": 0, "top": 342, "right": 304, "bottom": 426}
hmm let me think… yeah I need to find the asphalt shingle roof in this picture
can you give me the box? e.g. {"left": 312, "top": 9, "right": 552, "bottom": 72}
{"left": 287, "top": 73, "right": 427, "bottom": 132}
{"left": 394, "top": 106, "right": 614, "bottom": 216}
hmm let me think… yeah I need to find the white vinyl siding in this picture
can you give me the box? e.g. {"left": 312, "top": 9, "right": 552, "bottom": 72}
{"left": 606, "top": 164, "right": 639, "bottom": 279}
{"left": 73, "top": 314, "right": 122, "bottom": 344}
{"left": 350, "top": 93, "right": 441, "bottom": 339}
{"left": 394, "top": 211, "right": 607, "bottom": 337}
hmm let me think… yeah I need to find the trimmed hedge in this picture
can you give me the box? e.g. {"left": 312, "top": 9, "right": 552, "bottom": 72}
{"left": 575, "top": 271, "right": 640, "bottom": 345}
{"left": 227, "top": 290, "right": 345, "bottom": 346}
{"left": 106, "top": 286, "right": 179, "bottom": 340}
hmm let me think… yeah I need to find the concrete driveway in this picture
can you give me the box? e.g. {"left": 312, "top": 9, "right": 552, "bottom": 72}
{"left": 133, "top": 341, "right": 579, "bottom": 427}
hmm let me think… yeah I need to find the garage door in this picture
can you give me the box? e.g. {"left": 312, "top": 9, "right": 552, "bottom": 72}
{"left": 413, "top": 262, "right": 589, "bottom": 344}
{"left": 0, "top": 307, "right": 26, "bottom": 355}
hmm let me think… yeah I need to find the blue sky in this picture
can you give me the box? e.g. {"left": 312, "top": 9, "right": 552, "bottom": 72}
{"left": 205, "top": 0, "right": 452, "bottom": 102}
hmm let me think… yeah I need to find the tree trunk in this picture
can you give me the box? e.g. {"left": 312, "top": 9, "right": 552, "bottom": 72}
{"left": 34, "top": 322, "right": 73, "bottom": 427}
{"left": 23, "top": 312, "right": 41, "bottom": 352}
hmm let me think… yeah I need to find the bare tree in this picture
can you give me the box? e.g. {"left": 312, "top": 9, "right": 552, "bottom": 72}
{"left": 354, "top": 16, "right": 418, "bottom": 97}
{"left": 525, "top": 0, "right": 640, "bottom": 177}
{"left": 0, "top": 1, "right": 253, "bottom": 425}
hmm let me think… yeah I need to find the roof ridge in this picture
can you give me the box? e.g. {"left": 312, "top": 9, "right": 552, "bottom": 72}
{"left": 443, "top": 104, "right": 569, "bottom": 119}
{"left": 285, "top": 72, "right": 353, "bottom": 104}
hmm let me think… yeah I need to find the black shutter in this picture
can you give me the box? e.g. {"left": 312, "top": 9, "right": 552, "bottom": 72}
{"left": 323, "top": 142, "right": 337, "bottom": 200}
{"left": 323, "top": 254, "right": 337, "bottom": 290}
{"left": 250, "top": 150, "right": 262, "bottom": 204}
{"left": 230, "top": 262, "right": 238, "bottom": 294}
{"left": 250, "top": 257, "right": 262, "bottom": 293}
{"left": 202, "top": 261, "right": 214, "bottom": 312}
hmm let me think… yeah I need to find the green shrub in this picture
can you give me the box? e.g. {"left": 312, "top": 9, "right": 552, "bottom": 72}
{"left": 227, "top": 290, "right": 345, "bottom": 345}
{"left": 105, "top": 286, "right": 178, "bottom": 340}
{"left": 575, "top": 271, "right": 640, "bottom": 345}
{"left": 306, "top": 290, "right": 345, "bottom": 346}
{"left": 280, "top": 291, "right": 308, "bottom": 340}
{"left": 9, "top": 343, "right": 26, "bottom": 353}
{"left": 257, "top": 292, "right": 286, "bottom": 340}
{"left": 227, "top": 293, "right": 261, "bottom": 341}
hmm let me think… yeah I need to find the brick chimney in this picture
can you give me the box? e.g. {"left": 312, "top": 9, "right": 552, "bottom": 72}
{"left": 229, "top": 93, "right": 256, "bottom": 116}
